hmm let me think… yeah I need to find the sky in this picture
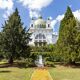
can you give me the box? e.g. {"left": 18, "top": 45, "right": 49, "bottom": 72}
{"left": 0, "top": 0, "right": 80, "bottom": 33}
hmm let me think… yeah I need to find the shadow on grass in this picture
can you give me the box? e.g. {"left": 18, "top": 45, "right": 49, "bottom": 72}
{"left": 0, "top": 70, "right": 11, "bottom": 73}
{"left": 0, "top": 62, "right": 80, "bottom": 69}
{"left": 0, "top": 62, "right": 35, "bottom": 68}
{"left": 0, "top": 63, "right": 11, "bottom": 68}
{"left": 54, "top": 62, "right": 80, "bottom": 68}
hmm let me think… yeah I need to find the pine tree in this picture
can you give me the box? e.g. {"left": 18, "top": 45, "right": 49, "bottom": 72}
{"left": 0, "top": 8, "right": 31, "bottom": 64}
{"left": 57, "top": 6, "right": 78, "bottom": 64}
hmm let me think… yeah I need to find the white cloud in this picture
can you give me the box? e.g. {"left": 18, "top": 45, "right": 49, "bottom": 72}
{"left": 73, "top": 10, "right": 80, "bottom": 21}
{"left": 19, "top": 0, "right": 53, "bottom": 10}
{"left": 56, "top": 15, "right": 64, "bottom": 22}
{"left": 51, "top": 20, "right": 57, "bottom": 28}
{"left": 29, "top": 10, "right": 40, "bottom": 18}
{"left": 51, "top": 9, "right": 80, "bottom": 43}
{"left": 51, "top": 14, "right": 64, "bottom": 29}
{"left": 3, "top": 9, "right": 13, "bottom": 19}
{"left": 0, "top": 0, "right": 14, "bottom": 19}
{"left": 51, "top": 9, "right": 80, "bottom": 32}
{"left": 48, "top": 16, "right": 53, "bottom": 20}
{"left": 0, "top": 0, "right": 13, "bottom": 9}
{"left": 18, "top": 0, "right": 53, "bottom": 18}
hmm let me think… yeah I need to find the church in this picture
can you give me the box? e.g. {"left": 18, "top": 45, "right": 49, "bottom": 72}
{"left": 29, "top": 16, "right": 58, "bottom": 46}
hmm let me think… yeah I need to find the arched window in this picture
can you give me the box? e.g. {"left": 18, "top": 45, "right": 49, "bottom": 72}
{"left": 35, "top": 35, "right": 38, "bottom": 39}
{"left": 39, "top": 34, "right": 42, "bottom": 39}
{"left": 43, "top": 34, "right": 46, "bottom": 39}
{"left": 40, "top": 24, "right": 42, "bottom": 28}
{"left": 35, "top": 34, "right": 46, "bottom": 39}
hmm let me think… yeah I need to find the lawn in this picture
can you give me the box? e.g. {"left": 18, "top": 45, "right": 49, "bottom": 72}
{"left": 0, "top": 62, "right": 80, "bottom": 80}
{"left": 49, "top": 65, "right": 80, "bottom": 80}
{"left": 0, "top": 67, "right": 34, "bottom": 80}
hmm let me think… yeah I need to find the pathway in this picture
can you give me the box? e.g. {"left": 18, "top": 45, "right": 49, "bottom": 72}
{"left": 31, "top": 68, "right": 53, "bottom": 80}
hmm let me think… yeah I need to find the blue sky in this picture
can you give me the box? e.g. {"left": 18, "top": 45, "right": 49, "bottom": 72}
{"left": 0, "top": 0, "right": 80, "bottom": 33}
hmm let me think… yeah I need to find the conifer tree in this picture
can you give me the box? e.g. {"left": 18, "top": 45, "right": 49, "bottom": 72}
{"left": 57, "top": 6, "right": 78, "bottom": 64}
{"left": 0, "top": 8, "right": 31, "bottom": 64}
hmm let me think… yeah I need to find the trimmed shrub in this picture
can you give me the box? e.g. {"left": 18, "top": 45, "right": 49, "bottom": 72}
{"left": 44, "top": 61, "right": 54, "bottom": 67}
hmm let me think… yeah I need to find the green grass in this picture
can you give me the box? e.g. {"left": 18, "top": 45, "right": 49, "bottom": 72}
{"left": 0, "top": 67, "right": 34, "bottom": 80}
{"left": 0, "top": 61, "right": 80, "bottom": 80}
{"left": 49, "top": 65, "right": 80, "bottom": 80}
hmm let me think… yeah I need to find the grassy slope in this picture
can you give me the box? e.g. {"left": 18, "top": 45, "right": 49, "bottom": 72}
{"left": 49, "top": 66, "right": 80, "bottom": 80}
{"left": 0, "top": 67, "right": 33, "bottom": 80}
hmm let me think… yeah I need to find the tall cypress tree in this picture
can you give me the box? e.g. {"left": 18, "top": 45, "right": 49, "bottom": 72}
{"left": 57, "top": 6, "right": 78, "bottom": 64}
{"left": 0, "top": 8, "right": 31, "bottom": 64}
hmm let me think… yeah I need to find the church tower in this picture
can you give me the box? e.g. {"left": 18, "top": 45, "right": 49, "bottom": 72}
{"left": 46, "top": 17, "right": 51, "bottom": 28}
{"left": 30, "top": 18, "right": 35, "bottom": 29}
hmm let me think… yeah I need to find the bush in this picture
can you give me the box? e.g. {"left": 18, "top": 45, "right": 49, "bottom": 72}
{"left": 45, "top": 61, "right": 54, "bottom": 67}
{"left": 17, "top": 58, "right": 35, "bottom": 68}
{"left": 17, "top": 62, "right": 27, "bottom": 68}
{"left": 25, "top": 58, "right": 35, "bottom": 67}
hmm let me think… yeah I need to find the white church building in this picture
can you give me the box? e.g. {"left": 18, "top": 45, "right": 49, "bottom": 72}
{"left": 29, "top": 16, "right": 58, "bottom": 46}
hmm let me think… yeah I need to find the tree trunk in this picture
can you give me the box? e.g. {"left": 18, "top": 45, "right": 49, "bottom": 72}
{"left": 71, "top": 61, "right": 76, "bottom": 65}
{"left": 9, "top": 56, "right": 13, "bottom": 64}
{"left": 69, "top": 59, "right": 76, "bottom": 65}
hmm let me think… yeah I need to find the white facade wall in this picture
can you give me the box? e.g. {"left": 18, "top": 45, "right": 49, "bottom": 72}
{"left": 29, "top": 17, "right": 58, "bottom": 46}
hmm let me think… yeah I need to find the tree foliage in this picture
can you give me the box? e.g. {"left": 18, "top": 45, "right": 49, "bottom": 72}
{"left": 0, "top": 8, "right": 31, "bottom": 64}
{"left": 57, "top": 6, "right": 80, "bottom": 64}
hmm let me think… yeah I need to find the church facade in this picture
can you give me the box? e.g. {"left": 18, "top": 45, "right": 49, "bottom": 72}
{"left": 29, "top": 16, "right": 58, "bottom": 46}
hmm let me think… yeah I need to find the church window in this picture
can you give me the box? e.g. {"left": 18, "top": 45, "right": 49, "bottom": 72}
{"left": 40, "top": 24, "right": 42, "bottom": 28}
{"left": 31, "top": 24, "right": 33, "bottom": 27}
{"left": 35, "top": 34, "right": 46, "bottom": 40}
{"left": 39, "top": 34, "right": 42, "bottom": 39}
{"left": 43, "top": 35, "right": 46, "bottom": 39}
{"left": 43, "top": 42, "right": 46, "bottom": 46}
{"left": 39, "top": 42, "right": 42, "bottom": 46}
{"left": 39, "top": 24, "right": 41, "bottom": 28}
{"left": 43, "top": 40, "right": 46, "bottom": 42}
{"left": 35, "top": 42, "right": 38, "bottom": 46}
{"left": 39, "top": 40, "right": 42, "bottom": 42}
{"left": 48, "top": 24, "right": 50, "bottom": 27}
{"left": 35, "top": 35, "right": 38, "bottom": 39}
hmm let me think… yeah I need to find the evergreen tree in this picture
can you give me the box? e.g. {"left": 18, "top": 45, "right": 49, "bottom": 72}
{"left": 0, "top": 8, "right": 31, "bottom": 64}
{"left": 57, "top": 6, "right": 79, "bottom": 64}
{"left": 76, "top": 20, "right": 80, "bottom": 61}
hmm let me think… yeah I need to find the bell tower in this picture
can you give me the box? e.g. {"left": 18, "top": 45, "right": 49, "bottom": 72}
{"left": 46, "top": 17, "right": 51, "bottom": 28}
{"left": 30, "top": 17, "right": 35, "bottom": 29}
